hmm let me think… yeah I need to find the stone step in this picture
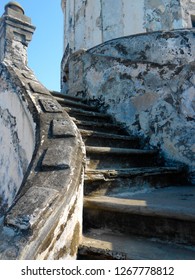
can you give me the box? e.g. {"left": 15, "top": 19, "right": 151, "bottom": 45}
{"left": 86, "top": 146, "right": 159, "bottom": 169}
{"left": 84, "top": 167, "right": 187, "bottom": 196}
{"left": 73, "top": 119, "right": 128, "bottom": 135}
{"left": 80, "top": 129, "right": 140, "bottom": 148}
{"left": 51, "top": 91, "right": 84, "bottom": 103}
{"left": 55, "top": 97, "right": 99, "bottom": 112}
{"left": 78, "top": 228, "right": 195, "bottom": 260}
{"left": 83, "top": 186, "right": 195, "bottom": 245}
{"left": 63, "top": 106, "right": 112, "bottom": 122}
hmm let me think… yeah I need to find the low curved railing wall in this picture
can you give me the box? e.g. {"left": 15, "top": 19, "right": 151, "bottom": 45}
{"left": 0, "top": 3, "right": 85, "bottom": 260}
{"left": 0, "top": 60, "right": 85, "bottom": 260}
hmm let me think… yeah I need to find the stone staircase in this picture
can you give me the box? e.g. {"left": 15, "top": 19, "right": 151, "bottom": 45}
{"left": 51, "top": 91, "right": 195, "bottom": 260}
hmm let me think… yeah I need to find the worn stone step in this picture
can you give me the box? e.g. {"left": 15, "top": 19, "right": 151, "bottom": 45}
{"left": 63, "top": 106, "right": 112, "bottom": 122}
{"left": 51, "top": 91, "right": 84, "bottom": 103}
{"left": 52, "top": 92, "right": 112, "bottom": 122}
{"left": 78, "top": 228, "right": 195, "bottom": 260}
{"left": 63, "top": 107, "right": 111, "bottom": 118}
{"left": 73, "top": 119, "right": 128, "bottom": 135}
{"left": 55, "top": 97, "right": 99, "bottom": 112}
{"left": 83, "top": 186, "right": 195, "bottom": 245}
{"left": 80, "top": 129, "right": 140, "bottom": 148}
{"left": 86, "top": 146, "right": 159, "bottom": 155}
{"left": 84, "top": 167, "right": 187, "bottom": 196}
{"left": 86, "top": 146, "right": 159, "bottom": 169}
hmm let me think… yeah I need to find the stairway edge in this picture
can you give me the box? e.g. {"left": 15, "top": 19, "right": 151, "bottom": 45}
{"left": 84, "top": 195, "right": 195, "bottom": 222}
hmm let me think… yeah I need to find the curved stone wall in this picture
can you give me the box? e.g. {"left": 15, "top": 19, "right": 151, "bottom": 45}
{"left": 89, "top": 29, "right": 195, "bottom": 66}
{"left": 0, "top": 2, "right": 85, "bottom": 260}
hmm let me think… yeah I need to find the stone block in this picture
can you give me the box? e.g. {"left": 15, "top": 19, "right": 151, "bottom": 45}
{"left": 29, "top": 82, "right": 49, "bottom": 94}
{"left": 22, "top": 73, "right": 37, "bottom": 81}
{"left": 52, "top": 119, "right": 76, "bottom": 138}
{"left": 42, "top": 146, "right": 73, "bottom": 171}
{"left": 6, "top": 187, "right": 59, "bottom": 230}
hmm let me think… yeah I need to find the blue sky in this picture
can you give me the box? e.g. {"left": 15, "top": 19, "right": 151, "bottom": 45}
{"left": 0, "top": 0, "right": 63, "bottom": 91}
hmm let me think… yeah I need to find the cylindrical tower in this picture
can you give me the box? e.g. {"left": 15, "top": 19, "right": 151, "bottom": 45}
{"left": 61, "top": 0, "right": 146, "bottom": 54}
{"left": 61, "top": 0, "right": 195, "bottom": 55}
{"left": 61, "top": 0, "right": 195, "bottom": 92}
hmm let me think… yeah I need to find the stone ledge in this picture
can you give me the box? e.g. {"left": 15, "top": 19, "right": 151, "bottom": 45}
{"left": 52, "top": 119, "right": 76, "bottom": 138}
{"left": 41, "top": 146, "right": 73, "bottom": 171}
{"left": 29, "top": 81, "right": 50, "bottom": 95}
{"left": 6, "top": 187, "right": 59, "bottom": 230}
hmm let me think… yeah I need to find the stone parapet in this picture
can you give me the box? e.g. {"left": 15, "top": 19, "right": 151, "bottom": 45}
{"left": 0, "top": 2, "right": 85, "bottom": 259}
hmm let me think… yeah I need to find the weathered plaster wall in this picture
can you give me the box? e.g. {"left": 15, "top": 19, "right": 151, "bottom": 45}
{"left": 0, "top": 68, "right": 36, "bottom": 209}
{"left": 123, "top": 0, "right": 145, "bottom": 37}
{"left": 62, "top": 0, "right": 145, "bottom": 54}
{"left": 145, "top": 0, "right": 195, "bottom": 31}
{"left": 67, "top": 30, "right": 195, "bottom": 183}
{"left": 61, "top": 0, "right": 195, "bottom": 92}
{"left": 144, "top": 0, "right": 183, "bottom": 31}
{"left": 83, "top": 56, "right": 195, "bottom": 174}
{"left": 180, "top": 0, "right": 195, "bottom": 27}
{"left": 61, "top": 0, "right": 195, "bottom": 54}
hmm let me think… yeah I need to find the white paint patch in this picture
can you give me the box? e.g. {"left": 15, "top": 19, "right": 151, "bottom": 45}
{"left": 0, "top": 85, "right": 36, "bottom": 208}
